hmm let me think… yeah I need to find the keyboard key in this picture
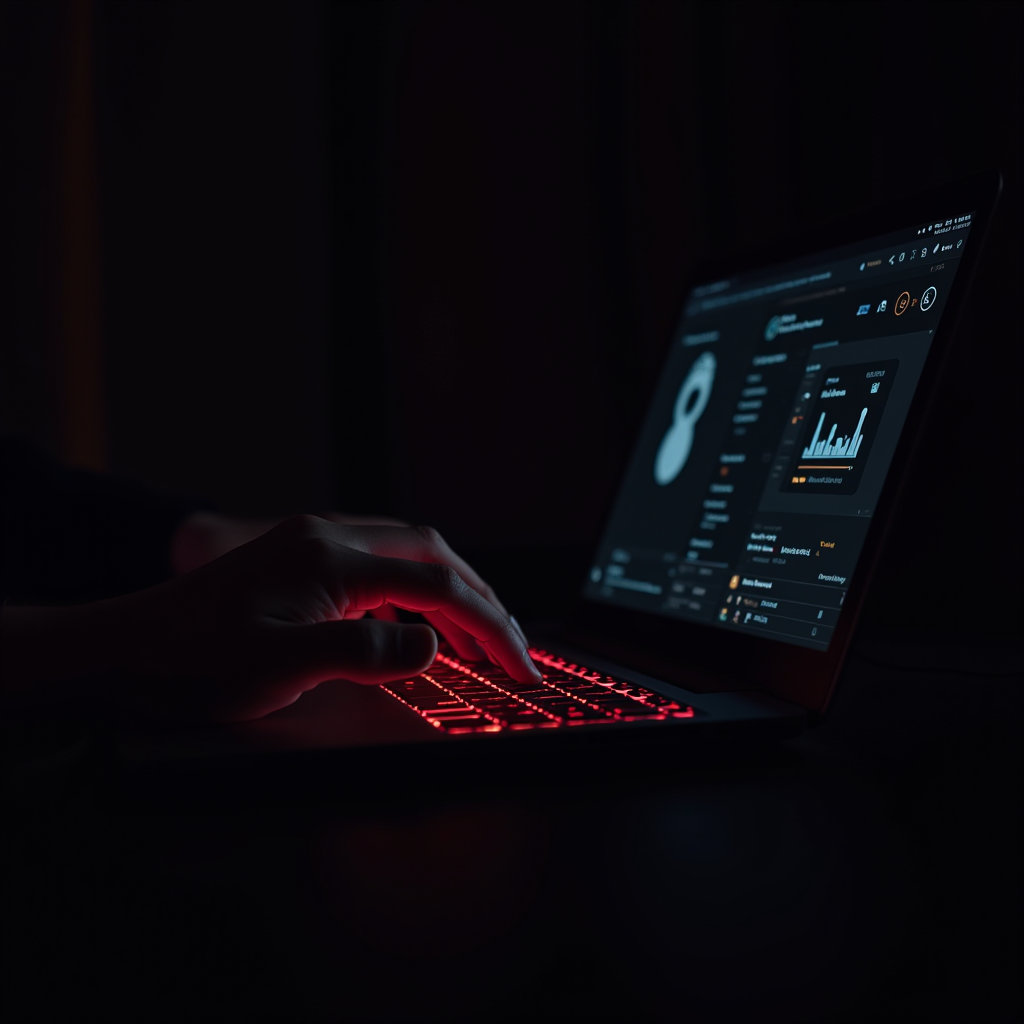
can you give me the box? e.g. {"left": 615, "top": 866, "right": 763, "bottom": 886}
{"left": 564, "top": 706, "right": 615, "bottom": 722}
{"left": 380, "top": 651, "right": 694, "bottom": 733}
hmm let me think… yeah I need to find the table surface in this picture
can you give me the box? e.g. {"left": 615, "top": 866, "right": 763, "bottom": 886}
{"left": 4, "top": 627, "right": 1022, "bottom": 1024}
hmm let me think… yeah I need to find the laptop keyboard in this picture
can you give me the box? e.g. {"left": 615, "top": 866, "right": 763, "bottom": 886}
{"left": 380, "top": 648, "right": 694, "bottom": 734}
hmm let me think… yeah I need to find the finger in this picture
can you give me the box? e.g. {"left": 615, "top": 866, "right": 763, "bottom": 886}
{"left": 423, "top": 608, "right": 531, "bottom": 657}
{"left": 332, "top": 524, "right": 512, "bottom": 619}
{"left": 366, "top": 601, "right": 485, "bottom": 661}
{"left": 327, "top": 549, "right": 539, "bottom": 683}
{"left": 278, "top": 620, "right": 439, "bottom": 686}
{"left": 420, "top": 610, "right": 489, "bottom": 662}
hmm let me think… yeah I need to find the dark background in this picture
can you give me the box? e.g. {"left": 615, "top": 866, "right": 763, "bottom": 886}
{"left": 1, "top": 6, "right": 1021, "bottom": 1023}
{"left": 2, "top": 0, "right": 1022, "bottom": 632}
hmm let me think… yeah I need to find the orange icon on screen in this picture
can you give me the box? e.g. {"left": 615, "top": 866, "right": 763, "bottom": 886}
{"left": 729, "top": 575, "right": 740, "bottom": 589}
{"left": 894, "top": 291, "right": 911, "bottom": 315}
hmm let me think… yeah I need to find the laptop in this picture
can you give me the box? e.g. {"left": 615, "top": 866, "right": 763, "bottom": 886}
{"left": 115, "top": 169, "right": 1002, "bottom": 776}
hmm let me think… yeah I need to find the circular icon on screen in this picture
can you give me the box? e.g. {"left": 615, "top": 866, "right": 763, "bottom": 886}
{"left": 654, "top": 351, "right": 717, "bottom": 486}
{"left": 920, "top": 285, "right": 937, "bottom": 311}
{"left": 894, "top": 291, "right": 911, "bottom": 316}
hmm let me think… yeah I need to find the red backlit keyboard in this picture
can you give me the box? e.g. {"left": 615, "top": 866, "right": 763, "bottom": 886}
{"left": 380, "top": 648, "right": 694, "bottom": 735}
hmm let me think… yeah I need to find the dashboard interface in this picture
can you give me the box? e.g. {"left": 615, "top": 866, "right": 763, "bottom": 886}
{"left": 583, "top": 210, "right": 976, "bottom": 651}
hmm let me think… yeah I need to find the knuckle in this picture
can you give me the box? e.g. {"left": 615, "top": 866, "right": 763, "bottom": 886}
{"left": 278, "top": 513, "right": 328, "bottom": 539}
{"left": 413, "top": 524, "right": 445, "bottom": 549}
{"left": 294, "top": 533, "right": 335, "bottom": 568}
{"left": 429, "top": 562, "right": 463, "bottom": 595}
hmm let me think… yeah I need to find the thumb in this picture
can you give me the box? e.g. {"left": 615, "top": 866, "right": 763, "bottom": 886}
{"left": 286, "top": 619, "right": 439, "bottom": 685}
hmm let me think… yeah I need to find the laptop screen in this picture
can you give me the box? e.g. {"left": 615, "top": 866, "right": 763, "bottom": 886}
{"left": 583, "top": 206, "right": 979, "bottom": 652}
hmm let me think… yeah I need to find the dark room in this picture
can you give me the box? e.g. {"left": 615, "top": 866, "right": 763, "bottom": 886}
{"left": 2, "top": 2, "right": 1021, "bottom": 1022}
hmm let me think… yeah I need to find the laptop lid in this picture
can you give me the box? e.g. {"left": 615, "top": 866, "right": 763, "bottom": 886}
{"left": 555, "top": 169, "right": 1002, "bottom": 718}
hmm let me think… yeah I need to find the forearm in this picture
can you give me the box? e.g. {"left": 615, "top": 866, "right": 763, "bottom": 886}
{"left": 0, "top": 439, "right": 214, "bottom": 604}
{"left": 0, "top": 602, "right": 126, "bottom": 714}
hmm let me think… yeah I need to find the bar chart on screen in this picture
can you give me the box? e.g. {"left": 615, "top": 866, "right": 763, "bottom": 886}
{"left": 801, "top": 407, "right": 868, "bottom": 460}
{"left": 783, "top": 358, "right": 899, "bottom": 495}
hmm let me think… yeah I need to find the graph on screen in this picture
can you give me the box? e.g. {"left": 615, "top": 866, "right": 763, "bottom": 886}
{"left": 802, "top": 407, "right": 868, "bottom": 460}
{"left": 782, "top": 359, "right": 899, "bottom": 495}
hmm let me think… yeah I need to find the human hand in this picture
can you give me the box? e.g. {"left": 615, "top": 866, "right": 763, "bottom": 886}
{"left": 170, "top": 508, "right": 500, "bottom": 641}
{"left": 4, "top": 516, "right": 539, "bottom": 723}
{"left": 170, "top": 510, "right": 410, "bottom": 575}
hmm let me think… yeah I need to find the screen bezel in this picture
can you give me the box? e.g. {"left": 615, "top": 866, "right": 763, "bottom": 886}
{"left": 563, "top": 169, "right": 1003, "bottom": 718}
